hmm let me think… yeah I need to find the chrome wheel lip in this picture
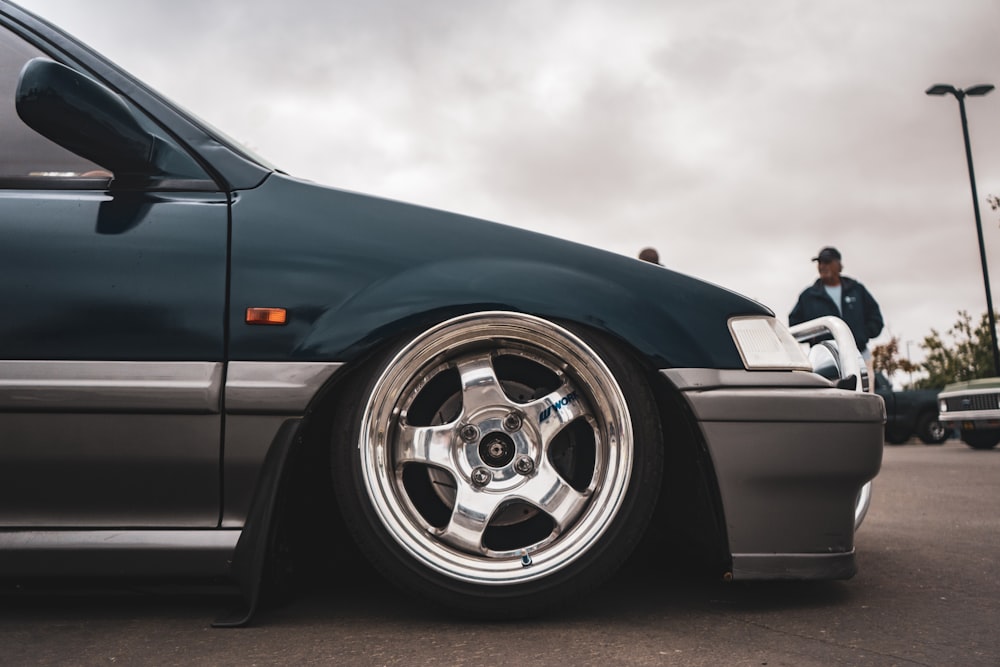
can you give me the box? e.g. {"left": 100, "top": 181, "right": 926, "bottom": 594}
{"left": 854, "top": 480, "right": 872, "bottom": 531}
{"left": 359, "top": 312, "right": 633, "bottom": 586}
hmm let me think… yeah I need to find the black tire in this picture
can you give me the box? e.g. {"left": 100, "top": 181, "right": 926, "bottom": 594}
{"left": 884, "top": 428, "right": 910, "bottom": 445}
{"left": 962, "top": 431, "right": 1000, "bottom": 450}
{"left": 331, "top": 312, "right": 663, "bottom": 618}
{"left": 916, "top": 412, "right": 949, "bottom": 445}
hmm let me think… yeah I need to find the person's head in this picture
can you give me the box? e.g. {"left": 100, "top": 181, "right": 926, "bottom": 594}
{"left": 812, "top": 246, "right": 842, "bottom": 286}
{"left": 638, "top": 247, "right": 660, "bottom": 264}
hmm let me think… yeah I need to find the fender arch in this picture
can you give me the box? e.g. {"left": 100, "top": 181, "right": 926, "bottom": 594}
{"left": 294, "top": 256, "right": 748, "bottom": 370}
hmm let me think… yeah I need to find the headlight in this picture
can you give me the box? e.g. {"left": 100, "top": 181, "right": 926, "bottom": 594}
{"left": 729, "top": 316, "right": 812, "bottom": 371}
{"left": 939, "top": 399, "right": 948, "bottom": 413}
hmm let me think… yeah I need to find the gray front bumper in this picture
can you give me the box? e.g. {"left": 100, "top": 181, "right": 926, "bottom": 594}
{"left": 663, "top": 368, "right": 885, "bottom": 581}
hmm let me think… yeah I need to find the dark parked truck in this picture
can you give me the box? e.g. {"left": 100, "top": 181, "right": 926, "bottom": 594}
{"left": 874, "top": 372, "right": 948, "bottom": 445}
{"left": 938, "top": 378, "right": 1000, "bottom": 449}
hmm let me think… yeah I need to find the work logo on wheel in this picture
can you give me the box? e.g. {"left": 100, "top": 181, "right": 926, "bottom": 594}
{"left": 539, "top": 392, "right": 579, "bottom": 424}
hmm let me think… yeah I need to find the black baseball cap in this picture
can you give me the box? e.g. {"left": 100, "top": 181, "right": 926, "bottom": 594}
{"left": 812, "top": 247, "right": 841, "bottom": 262}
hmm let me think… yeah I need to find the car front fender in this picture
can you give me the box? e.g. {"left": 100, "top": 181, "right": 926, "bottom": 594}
{"left": 229, "top": 175, "right": 768, "bottom": 370}
{"left": 293, "top": 256, "right": 724, "bottom": 368}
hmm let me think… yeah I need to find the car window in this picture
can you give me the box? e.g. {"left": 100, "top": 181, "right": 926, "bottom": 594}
{"left": 0, "top": 24, "right": 209, "bottom": 189}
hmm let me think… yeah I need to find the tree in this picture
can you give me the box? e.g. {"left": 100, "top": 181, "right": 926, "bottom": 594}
{"left": 914, "top": 310, "right": 998, "bottom": 389}
{"left": 871, "top": 336, "right": 918, "bottom": 377}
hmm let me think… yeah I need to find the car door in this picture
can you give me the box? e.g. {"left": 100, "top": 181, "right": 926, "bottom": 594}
{"left": 0, "top": 24, "right": 228, "bottom": 527}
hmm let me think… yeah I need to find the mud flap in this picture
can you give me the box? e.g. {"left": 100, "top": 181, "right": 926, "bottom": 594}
{"left": 213, "top": 419, "right": 301, "bottom": 628}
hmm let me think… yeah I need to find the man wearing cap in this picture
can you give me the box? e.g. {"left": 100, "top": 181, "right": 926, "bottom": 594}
{"left": 789, "top": 246, "right": 884, "bottom": 360}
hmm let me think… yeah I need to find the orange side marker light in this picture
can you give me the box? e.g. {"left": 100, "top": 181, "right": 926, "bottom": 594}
{"left": 245, "top": 307, "right": 288, "bottom": 325}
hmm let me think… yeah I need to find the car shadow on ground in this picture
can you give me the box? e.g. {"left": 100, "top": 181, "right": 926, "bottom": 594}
{"left": 261, "top": 544, "right": 857, "bottom": 627}
{"left": 0, "top": 546, "right": 856, "bottom": 629}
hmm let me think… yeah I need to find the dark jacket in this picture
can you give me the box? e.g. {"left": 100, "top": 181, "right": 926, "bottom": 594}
{"left": 789, "top": 276, "right": 884, "bottom": 351}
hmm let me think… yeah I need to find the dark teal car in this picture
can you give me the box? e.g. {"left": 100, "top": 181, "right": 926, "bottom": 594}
{"left": 0, "top": 1, "right": 884, "bottom": 624}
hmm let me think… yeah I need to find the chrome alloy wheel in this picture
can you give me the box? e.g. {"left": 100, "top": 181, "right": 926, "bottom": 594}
{"left": 357, "top": 312, "right": 634, "bottom": 586}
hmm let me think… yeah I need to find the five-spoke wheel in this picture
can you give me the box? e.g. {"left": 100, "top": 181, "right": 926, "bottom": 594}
{"left": 332, "top": 312, "right": 662, "bottom": 616}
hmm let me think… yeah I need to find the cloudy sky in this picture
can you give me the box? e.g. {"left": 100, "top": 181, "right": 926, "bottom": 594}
{"left": 17, "top": 0, "right": 1000, "bottom": 372}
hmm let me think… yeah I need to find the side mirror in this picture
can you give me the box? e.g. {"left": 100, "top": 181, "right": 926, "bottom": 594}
{"left": 15, "top": 58, "right": 156, "bottom": 177}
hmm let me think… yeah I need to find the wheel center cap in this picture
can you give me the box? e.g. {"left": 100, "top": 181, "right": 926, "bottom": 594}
{"left": 479, "top": 432, "right": 516, "bottom": 468}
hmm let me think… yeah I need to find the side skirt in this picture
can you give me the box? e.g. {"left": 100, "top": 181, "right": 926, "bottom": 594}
{"left": 0, "top": 529, "right": 239, "bottom": 576}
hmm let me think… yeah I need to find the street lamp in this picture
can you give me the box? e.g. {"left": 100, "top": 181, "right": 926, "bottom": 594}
{"left": 925, "top": 83, "right": 1000, "bottom": 377}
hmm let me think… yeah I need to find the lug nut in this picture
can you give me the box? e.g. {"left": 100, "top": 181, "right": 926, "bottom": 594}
{"left": 471, "top": 467, "right": 492, "bottom": 487}
{"left": 503, "top": 412, "right": 523, "bottom": 432}
{"left": 514, "top": 456, "right": 535, "bottom": 475}
{"left": 460, "top": 424, "right": 480, "bottom": 442}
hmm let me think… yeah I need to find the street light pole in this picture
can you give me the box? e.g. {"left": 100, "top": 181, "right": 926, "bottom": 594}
{"left": 926, "top": 83, "right": 1000, "bottom": 378}
{"left": 906, "top": 340, "right": 914, "bottom": 387}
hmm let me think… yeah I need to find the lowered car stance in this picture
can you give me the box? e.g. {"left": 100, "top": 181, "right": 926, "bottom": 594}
{"left": 0, "top": 1, "right": 884, "bottom": 625}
